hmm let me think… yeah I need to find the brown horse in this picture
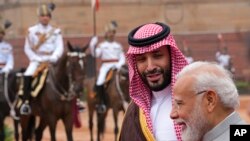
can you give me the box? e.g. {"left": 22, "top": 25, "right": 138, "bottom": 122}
{"left": 86, "top": 65, "right": 130, "bottom": 141}
{"left": 0, "top": 70, "right": 23, "bottom": 141}
{"left": 19, "top": 41, "right": 88, "bottom": 141}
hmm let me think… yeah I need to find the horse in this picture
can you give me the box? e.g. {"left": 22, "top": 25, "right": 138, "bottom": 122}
{"left": 86, "top": 65, "right": 130, "bottom": 141}
{"left": 0, "top": 69, "right": 24, "bottom": 141}
{"left": 19, "top": 41, "right": 88, "bottom": 141}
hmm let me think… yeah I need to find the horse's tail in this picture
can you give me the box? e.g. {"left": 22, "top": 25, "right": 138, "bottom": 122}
{"left": 97, "top": 112, "right": 106, "bottom": 135}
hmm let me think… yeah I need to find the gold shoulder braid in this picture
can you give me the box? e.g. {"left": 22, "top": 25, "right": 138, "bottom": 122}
{"left": 28, "top": 28, "right": 56, "bottom": 51}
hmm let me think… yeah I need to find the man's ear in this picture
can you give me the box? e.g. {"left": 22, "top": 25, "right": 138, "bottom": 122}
{"left": 205, "top": 90, "right": 217, "bottom": 112}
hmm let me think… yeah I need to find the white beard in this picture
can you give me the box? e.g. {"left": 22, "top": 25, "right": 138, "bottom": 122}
{"left": 181, "top": 102, "right": 210, "bottom": 141}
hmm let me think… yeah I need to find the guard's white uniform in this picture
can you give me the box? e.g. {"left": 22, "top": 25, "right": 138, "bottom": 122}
{"left": 0, "top": 41, "right": 14, "bottom": 73}
{"left": 216, "top": 52, "right": 231, "bottom": 69}
{"left": 90, "top": 37, "right": 125, "bottom": 85}
{"left": 24, "top": 23, "right": 64, "bottom": 76}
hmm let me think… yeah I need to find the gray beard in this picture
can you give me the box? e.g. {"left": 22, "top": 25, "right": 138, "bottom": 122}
{"left": 181, "top": 101, "right": 210, "bottom": 141}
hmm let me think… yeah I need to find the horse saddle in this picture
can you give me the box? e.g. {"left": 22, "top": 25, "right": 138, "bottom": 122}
{"left": 103, "top": 66, "right": 128, "bottom": 88}
{"left": 93, "top": 69, "right": 115, "bottom": 93}
{"left": 105, "top": 69, "right": 115, "bottom": 84}
{"left": 93, "top": 68, "right": 118, "bottom": 93}
{"left": 31, "top": 63, "right": 49, "bottom": 97}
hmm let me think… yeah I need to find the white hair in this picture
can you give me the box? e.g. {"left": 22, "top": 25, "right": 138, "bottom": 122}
{"left": 177, "top": 61, "right": 239, "bottom": 109}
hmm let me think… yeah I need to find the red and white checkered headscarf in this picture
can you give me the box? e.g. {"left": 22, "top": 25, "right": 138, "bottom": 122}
{"left": 126, "top": 23, "right": 188, "bottom": 140}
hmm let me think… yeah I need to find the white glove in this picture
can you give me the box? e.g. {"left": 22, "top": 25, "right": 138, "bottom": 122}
{"left": 89, "top": 36, "right": 98, "bottom": 48}
{"left": 49, "top": 56, "right": 57, "bottom": 63}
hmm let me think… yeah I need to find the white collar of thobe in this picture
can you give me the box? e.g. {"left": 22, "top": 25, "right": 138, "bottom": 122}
{"left": 152, "top": 85, "right": 171, "bottom": 101}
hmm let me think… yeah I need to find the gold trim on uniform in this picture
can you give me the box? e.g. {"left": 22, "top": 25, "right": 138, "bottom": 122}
{"left": 139, "top": 108, "right": 156, "bottom": 141}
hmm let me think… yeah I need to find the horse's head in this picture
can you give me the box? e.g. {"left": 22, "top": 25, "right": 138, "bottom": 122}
{"left": 66, "top": 41, "right": 88, "bottom": 96}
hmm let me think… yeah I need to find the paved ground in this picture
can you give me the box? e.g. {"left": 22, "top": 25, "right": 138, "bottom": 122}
{"left": 5, "top": 95, "right": 250, "bottom": 141}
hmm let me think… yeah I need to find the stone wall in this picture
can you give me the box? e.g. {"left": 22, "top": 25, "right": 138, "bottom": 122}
{"left": 7, "top": 31, "right": 250, "bottom": 80}
{"left": 1, "top": 0, "right": 250, "bottom": 37}
{"left": 1, "top": 0, "right": 250, "bottom": 80}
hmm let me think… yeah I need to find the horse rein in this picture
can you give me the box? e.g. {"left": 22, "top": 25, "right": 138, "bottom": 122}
{"left": 115, "top": 69, "right": 129, "bottom": 110}
{"left": 50, "top": 67, "right": 73, "bottom": 101}
{"left": 3, "top": 72, "right": 19, "bottom": 120}
{"left": 49, "top": 51, "right": 86, "bottom": 101}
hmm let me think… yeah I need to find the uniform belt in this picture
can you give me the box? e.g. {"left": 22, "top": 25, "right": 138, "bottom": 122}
{"left": 37, "top": 51, "right": 52, "bottom": 55}
{"left": 102, "top": 59, "right": 119, "bottom": 63}
{"left": 0, "top": 63, "right": 6, "bottom": 67}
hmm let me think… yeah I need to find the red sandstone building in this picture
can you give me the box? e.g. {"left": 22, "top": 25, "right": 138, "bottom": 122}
{"left": 1, "top": 0, "right": 250, "bottom": 81}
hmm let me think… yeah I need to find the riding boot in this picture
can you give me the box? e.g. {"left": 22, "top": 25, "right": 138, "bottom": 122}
{"left": 20, "top": 76, "right": 32, "bottom": 115}
{"left": 96, "top": 85, "right": 107, "bottom": 113}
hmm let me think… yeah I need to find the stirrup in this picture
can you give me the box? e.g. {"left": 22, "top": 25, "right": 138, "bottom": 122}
{"left": 20, "top": 103, "right": 31, "bottom": 115}
{"left": 96, "top": 104, "right": 107, "bottom": 114}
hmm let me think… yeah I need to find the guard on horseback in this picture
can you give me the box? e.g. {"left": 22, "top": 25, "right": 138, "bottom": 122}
{"left": 0, "top": 20, "right": 18, "bottom": 141}
{"left": 216, "top": 33, "right": 235, "bottom": 74}
{"left": 17, "top": 4, "right": 61, "bottom": 116}
{"left": 89, "top": 21, "right": 126, "bottom": 113}
{"left": 0, "top": 21, "right": 14, "bottom": 75}
{"left": 0, "top": 20, "right": 14, "bottom": 93}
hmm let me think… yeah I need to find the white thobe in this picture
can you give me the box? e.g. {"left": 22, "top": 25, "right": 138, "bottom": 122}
{"left": 150, "top": 86, "right": 178, "bottom": 141}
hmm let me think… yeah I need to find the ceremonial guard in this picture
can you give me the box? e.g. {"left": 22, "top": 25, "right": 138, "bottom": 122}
{"left": 0, "top": 21, "right": 14, "bottom": 74}
{"left": 89, "top": 21, "right": 126, "bottom": 113}
{"left": 19, "top": 3, "right": 64, "bottom": 115}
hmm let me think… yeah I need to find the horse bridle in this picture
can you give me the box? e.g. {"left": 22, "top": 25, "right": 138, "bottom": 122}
{"left": 66, "top": 51, "right": 86, "bottom": 98}
{"left": 67, "top": 51, "right": 86, "bottom": 70}
{"left": 50, "top": 51, "right": 86, "bottom": 101}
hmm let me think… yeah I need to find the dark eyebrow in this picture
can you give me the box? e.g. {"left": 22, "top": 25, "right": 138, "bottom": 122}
{"left": 152, "top": 49, "right": 161, "bottom": 53}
